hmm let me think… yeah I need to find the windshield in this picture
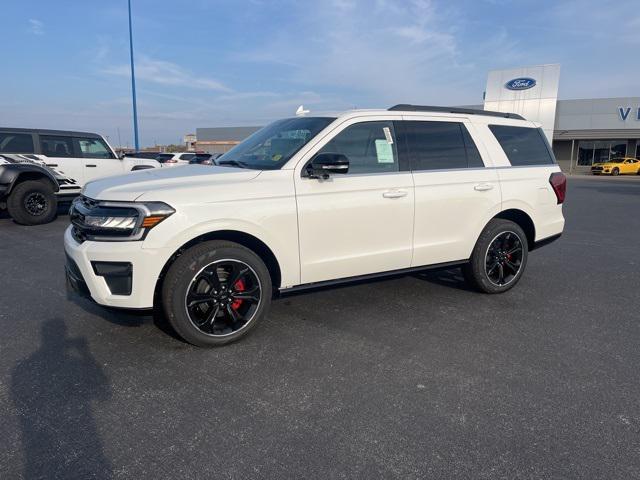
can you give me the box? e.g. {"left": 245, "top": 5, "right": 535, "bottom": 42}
{"left": 217, "top": 117, "right": 335, "bottom": 170}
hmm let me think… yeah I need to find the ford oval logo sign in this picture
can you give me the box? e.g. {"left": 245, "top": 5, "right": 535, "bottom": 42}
{"left": 505, "top": 77, "right": 537, "bottom": 90}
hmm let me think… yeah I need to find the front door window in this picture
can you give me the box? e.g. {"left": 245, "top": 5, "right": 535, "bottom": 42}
{"left": 76, "top": 138, "right": 114, "bottom": 159}
{"left": 318, "top": 121, "right": 398, "bottom": 175}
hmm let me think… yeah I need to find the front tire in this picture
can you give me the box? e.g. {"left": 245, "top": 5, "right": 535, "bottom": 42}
{"left": 462, "top": 219, "right": 528, "bottom": 294}
{"left": 611, "top": 167, "right": 620, "bottom": 176}
{"left": 161, "top": 241, "right": 272, "bottom": 347}
{"left": 6, "top": 179, "right": 58, "bottom": 225}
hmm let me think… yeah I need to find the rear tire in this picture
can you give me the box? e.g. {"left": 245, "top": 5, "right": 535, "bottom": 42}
{"left": 612, "top": 167, "right": 619, "bottom": 176}
{"left": 161, "top": 241, "right": 272, "bottom": 347}
{"left": 6, "top": 179, "right": 58, "bottom": 225}
{"left": 462, "top": 219, "right": 528, "bottom": 294}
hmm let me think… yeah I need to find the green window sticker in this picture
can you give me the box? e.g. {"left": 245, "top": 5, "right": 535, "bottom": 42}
{"left": 375, "top": 139, "right": 394, "bottom": 163}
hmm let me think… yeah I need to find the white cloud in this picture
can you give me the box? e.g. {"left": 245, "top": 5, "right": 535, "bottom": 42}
{"left": 28, "top": 19, "right": 44, "bottom": 35}
{"left": 237, "top": 0, "right": 468, "bottom": 105}
{"left": 102, "top": 55, "right": 231, "bottom": 92}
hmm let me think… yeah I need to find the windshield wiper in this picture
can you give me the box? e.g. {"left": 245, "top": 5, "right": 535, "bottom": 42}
{"left": 217, "top": 159, "right": 249, "bottom": 169}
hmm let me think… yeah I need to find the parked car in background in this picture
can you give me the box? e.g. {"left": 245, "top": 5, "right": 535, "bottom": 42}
{"left": 189, "top": 153, "right": 222, "bottom": 165}
{"left": 0, "top": 128, "right": 160, "bottom": 225}
{"left": 156, "top": 152, "right": 195, "bottom": 166}
{"left": 125, "top": 151, "right": 163, "bottom": 160}
{"left": 65, "top": 105, "right": 566, "bottom": 347}
{"left": 591, "top": 157, "right": 640, "bottom": 175}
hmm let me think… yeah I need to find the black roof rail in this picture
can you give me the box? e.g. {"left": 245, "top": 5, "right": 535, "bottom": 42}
{"left": 0, "top": 127, "right": 103, "bottom": 138}
{"left": 388, "top": 104, "right": 525, "bottom": 120}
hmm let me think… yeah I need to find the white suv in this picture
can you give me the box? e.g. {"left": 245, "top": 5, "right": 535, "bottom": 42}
{"left": 155, "top": 152, "right": 196, "bottom": 166}
{"left": 64, "top": 105, "right": 566, "bottom": 347}
{"left": 0, "top": 128, "right": 160, "bottom": 224}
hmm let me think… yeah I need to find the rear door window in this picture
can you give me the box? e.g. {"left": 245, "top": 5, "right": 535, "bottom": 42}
{"left": 179, "top": 153, "right": 195, "bottom": 160}
{"left": 489, "top": 125, "right": 554, "bottom": 166}
{"left": 0, "top": 132, "right": 35, "bottom": 154}
{"left": 40, "top": 136, "right": 75, "bottom": 157}
{"left": 75, "top": 137, "right": 115, "bottom": 159}
{"left": 397, "top": 121, "right": 484, "bottom": 171}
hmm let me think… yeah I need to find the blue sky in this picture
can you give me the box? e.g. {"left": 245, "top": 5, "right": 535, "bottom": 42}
{"left": 1, "top": 0, "right": 638, "bottom": 147}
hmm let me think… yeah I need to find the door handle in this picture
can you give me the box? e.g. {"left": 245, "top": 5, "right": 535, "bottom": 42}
{"left": 46, "top": 163, "right": 58, "bottom": 167}
{"left": 382, "top": 190, "right": 408, "bottom": 199}
{"left": 86, "top": 164, "right": 97, "bottom": 167}
{"left": 474, "top": 183, "right": 494, "bottom": 192}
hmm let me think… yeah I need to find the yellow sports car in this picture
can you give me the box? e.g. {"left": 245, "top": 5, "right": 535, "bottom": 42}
{"left": 591, "top": 157, "right": 640, "bottom": 175}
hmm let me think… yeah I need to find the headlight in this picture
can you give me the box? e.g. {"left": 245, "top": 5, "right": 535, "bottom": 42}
{"left": 70, "top": 196, "right": 175, "bottom": 242}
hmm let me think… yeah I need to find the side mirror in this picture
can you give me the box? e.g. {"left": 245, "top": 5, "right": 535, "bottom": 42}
{"left": 305, "top": 153, "right": 349, "bottom": 179}
{"left": 119, "top": 152, "right": 126, "bottom": 160}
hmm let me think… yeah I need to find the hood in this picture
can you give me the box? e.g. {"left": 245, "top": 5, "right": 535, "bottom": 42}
{"left": 83, "top": 165, "right": 262, "bottom": 202}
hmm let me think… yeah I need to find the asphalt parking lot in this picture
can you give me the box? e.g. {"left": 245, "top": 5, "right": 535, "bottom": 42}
{"left": 1, "top": 176, "right": 639, "bottom": 479}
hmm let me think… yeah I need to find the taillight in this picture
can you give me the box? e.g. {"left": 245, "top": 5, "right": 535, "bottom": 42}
{"left": 164, "top": 159, "right": 178, "bottom": 164}
{"left": 549, "top": 172, "right": 566, "bottom": 204}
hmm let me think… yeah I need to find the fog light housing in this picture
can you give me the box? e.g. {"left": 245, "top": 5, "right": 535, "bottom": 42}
{"left": 91, "top": 261, "right": 133, "bottom": 295}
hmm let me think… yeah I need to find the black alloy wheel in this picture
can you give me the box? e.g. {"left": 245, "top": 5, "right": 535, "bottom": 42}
{"left": 24, "top": 192, "right": 48, "bottom": 217}
{"left": 484, "top": 231, "right": 523, "bottom": 287}
{"left": 185, "top": 259, "right": 262, "bottom": 336}
{"left": 161, "top": 240, "right": 272, "bottom": 347}
{"left": 462, "top": 218, "right": 529, "bottom": 294}
{"left": 612, "top": 168, "right": 620, "bottom": 176}
{"left": 6, "top": 179, "right": 58, "bottom": 225}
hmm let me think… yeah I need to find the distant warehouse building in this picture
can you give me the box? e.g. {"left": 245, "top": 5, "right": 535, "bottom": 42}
{"left": 195, "top": 126, "right": 261, "bottom": 155}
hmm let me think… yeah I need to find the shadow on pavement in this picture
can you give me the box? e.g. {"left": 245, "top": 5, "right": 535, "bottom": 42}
{"left": 66, "top": 291, "right": 187, "bottom": 344}
{"left": 412, "top": 267, "right": 476, "bottom": 292}
{"left": 11, "top": 318, "right": 113, "bottom": 479}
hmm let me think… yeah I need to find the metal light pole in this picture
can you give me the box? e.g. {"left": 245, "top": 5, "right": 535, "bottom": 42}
{"left": 128, "top": 0, "right": 140, "bottom": 151}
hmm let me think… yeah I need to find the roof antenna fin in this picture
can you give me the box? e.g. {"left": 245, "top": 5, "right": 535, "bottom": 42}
{"left": 296, "top": 105, "right": 310, "bottom": 116}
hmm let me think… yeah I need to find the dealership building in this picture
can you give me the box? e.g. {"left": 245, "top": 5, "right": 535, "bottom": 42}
{"left": 550, "top": 98, "right": 640, "bottom": 172}
{"left": 196, "top": 65, "right": 640, "bottom": 173}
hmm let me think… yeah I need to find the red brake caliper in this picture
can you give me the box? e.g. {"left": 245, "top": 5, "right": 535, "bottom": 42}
{"left": 231, "top": 279, "right": 245, "bottom": 310}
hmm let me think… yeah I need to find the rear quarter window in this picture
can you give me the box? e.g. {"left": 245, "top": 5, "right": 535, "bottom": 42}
{"left": 489, "top": 125, "right": 554, "bottom": 166}
{"left": 0, "top": 132, "right": 35, "bottom": 154}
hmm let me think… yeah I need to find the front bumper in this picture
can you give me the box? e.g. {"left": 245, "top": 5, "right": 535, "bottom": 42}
{"left": 63, "top": 225, "right": 172, "bottom": 309}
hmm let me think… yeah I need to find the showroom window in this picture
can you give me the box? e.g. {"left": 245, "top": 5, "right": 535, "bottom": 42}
{"left": 577, "top": 140, "right": 626, "bottom": 165}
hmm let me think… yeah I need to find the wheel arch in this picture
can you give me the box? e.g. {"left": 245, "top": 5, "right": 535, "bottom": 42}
{"left": 1, "top": 168, "right": 58, "bottom": 197}
{"left": 154, "top": 229, "right": 283, "bottom": 305}
{"left": 493, "top": 209, "right": 536, "bottom": 249}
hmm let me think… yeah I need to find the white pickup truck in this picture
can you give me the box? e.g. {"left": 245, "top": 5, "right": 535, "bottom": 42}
{"left": 65, "top": 105, "right": 566, "bottom": 347}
